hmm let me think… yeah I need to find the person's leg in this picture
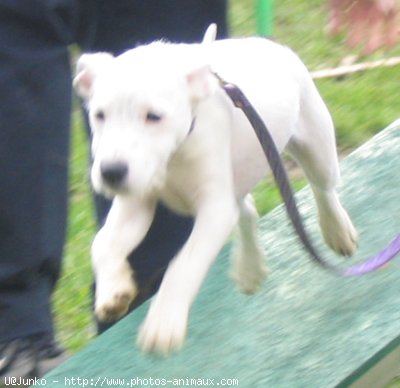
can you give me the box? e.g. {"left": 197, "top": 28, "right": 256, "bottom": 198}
{"left": 79, "top": 0, "right": 228, "bottom": 332}
{"left": 0, "top": 0, "right": 76, "bottom": 378}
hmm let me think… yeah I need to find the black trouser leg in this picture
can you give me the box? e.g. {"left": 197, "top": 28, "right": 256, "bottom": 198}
{"left": 0, "top": 2, "right": 73, "bottom": 342}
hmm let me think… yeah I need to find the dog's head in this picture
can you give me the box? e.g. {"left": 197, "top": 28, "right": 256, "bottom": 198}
{"left": 74, "top": 38, "right": 217, "bottom": 198}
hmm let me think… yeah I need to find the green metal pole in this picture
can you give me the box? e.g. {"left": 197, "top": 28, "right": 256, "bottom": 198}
{"left": 256, "top": 0, "right": 273, "bottom": 36}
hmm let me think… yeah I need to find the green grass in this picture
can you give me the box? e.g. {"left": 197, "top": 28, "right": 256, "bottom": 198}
{"left": 389, "top": 379, "right": 400, "bottom": 388}
{"left": 53, "top": 111, "right": 96, "bottom": 351}
{"left": 54, "top": 0, "right": 400, "bottom": 359}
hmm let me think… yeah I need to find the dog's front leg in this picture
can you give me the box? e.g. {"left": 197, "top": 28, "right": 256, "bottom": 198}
{"left": 93, "top": 196, "right": 156, "bottom": 322}
{"left": 137, "top": 195, "right": 239, "bottom": 355}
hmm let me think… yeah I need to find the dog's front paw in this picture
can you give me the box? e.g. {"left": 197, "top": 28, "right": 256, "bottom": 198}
{"left": 95, "top": 278, "right": 138, "bottom": 322}
{"left": 137, "top": 301, "right": 188, "bottom": 356}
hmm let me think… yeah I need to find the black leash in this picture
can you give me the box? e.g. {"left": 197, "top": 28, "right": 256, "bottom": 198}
{"left": 214, "top": 73, "right": 400, "bottom": 276}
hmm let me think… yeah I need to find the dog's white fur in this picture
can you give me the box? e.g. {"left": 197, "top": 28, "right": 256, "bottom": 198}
{"left": 74, "top": 25, "right": 358, "bottom": 355}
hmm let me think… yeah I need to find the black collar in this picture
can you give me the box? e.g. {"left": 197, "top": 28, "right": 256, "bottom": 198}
{"left": 187, "top": 117, "right": 196, "bottom": 136}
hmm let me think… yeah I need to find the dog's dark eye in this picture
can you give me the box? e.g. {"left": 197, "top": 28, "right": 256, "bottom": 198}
{"left": 146, "top": 111, "right": 162, "bottom": 123}
{"left": 95, "top": 110, "right": 105, "bottom": 122}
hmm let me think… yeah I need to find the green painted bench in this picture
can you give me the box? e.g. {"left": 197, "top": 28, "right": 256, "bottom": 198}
{"left": 46, "top": 120, "right": 400, "bottom": 387}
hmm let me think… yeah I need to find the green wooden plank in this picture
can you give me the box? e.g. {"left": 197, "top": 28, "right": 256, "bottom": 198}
{"left": 46, "top": 120, "right": 400, "bottom": 387}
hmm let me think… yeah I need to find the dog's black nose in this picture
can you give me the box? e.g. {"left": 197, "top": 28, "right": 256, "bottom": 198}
{"left": 100, "top": 161, "right": 128, "bottom": 188}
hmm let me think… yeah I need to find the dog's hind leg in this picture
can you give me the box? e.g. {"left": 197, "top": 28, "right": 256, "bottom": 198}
{"left": 231, "top": 194, "right": 268, "bottom": 294}
{"left": 286, "top": 83, "right": 358, "bottom": 256}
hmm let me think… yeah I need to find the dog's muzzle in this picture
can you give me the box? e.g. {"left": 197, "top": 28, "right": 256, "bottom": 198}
{"left": 100, "top": 161, "right": 129, "bottom": 189}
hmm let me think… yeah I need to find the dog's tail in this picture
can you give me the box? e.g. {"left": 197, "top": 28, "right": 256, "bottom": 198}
{"left": 202, "top": 24, "right": 217, "bottom": 45}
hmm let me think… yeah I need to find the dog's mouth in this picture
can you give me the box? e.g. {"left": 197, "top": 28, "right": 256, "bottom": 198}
{"left": 95, "top": 179, "right": 130, "bottom": 199}
{"left": 100, "top": 182, "right": 131, "bottom": 198}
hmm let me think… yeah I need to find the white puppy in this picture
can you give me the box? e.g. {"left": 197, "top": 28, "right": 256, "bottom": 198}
{"left": 74, "top": 26, "right": 358, "bottom": 355}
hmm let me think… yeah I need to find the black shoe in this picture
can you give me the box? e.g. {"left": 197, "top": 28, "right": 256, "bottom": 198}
{"left": 0, "top": 334, "right": 68, "bottom": 386}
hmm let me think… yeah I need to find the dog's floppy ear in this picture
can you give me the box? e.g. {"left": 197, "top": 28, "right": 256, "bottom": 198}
{"left": 73, "top": 53, "right": 113, "bottom": 99}
{"left": 186, "top": 64, "right": 218, "bottom": 101}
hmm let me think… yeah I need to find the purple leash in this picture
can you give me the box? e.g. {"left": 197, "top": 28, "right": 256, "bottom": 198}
{"left": 215, "top": 73, "right": 400, "bottom": 277}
